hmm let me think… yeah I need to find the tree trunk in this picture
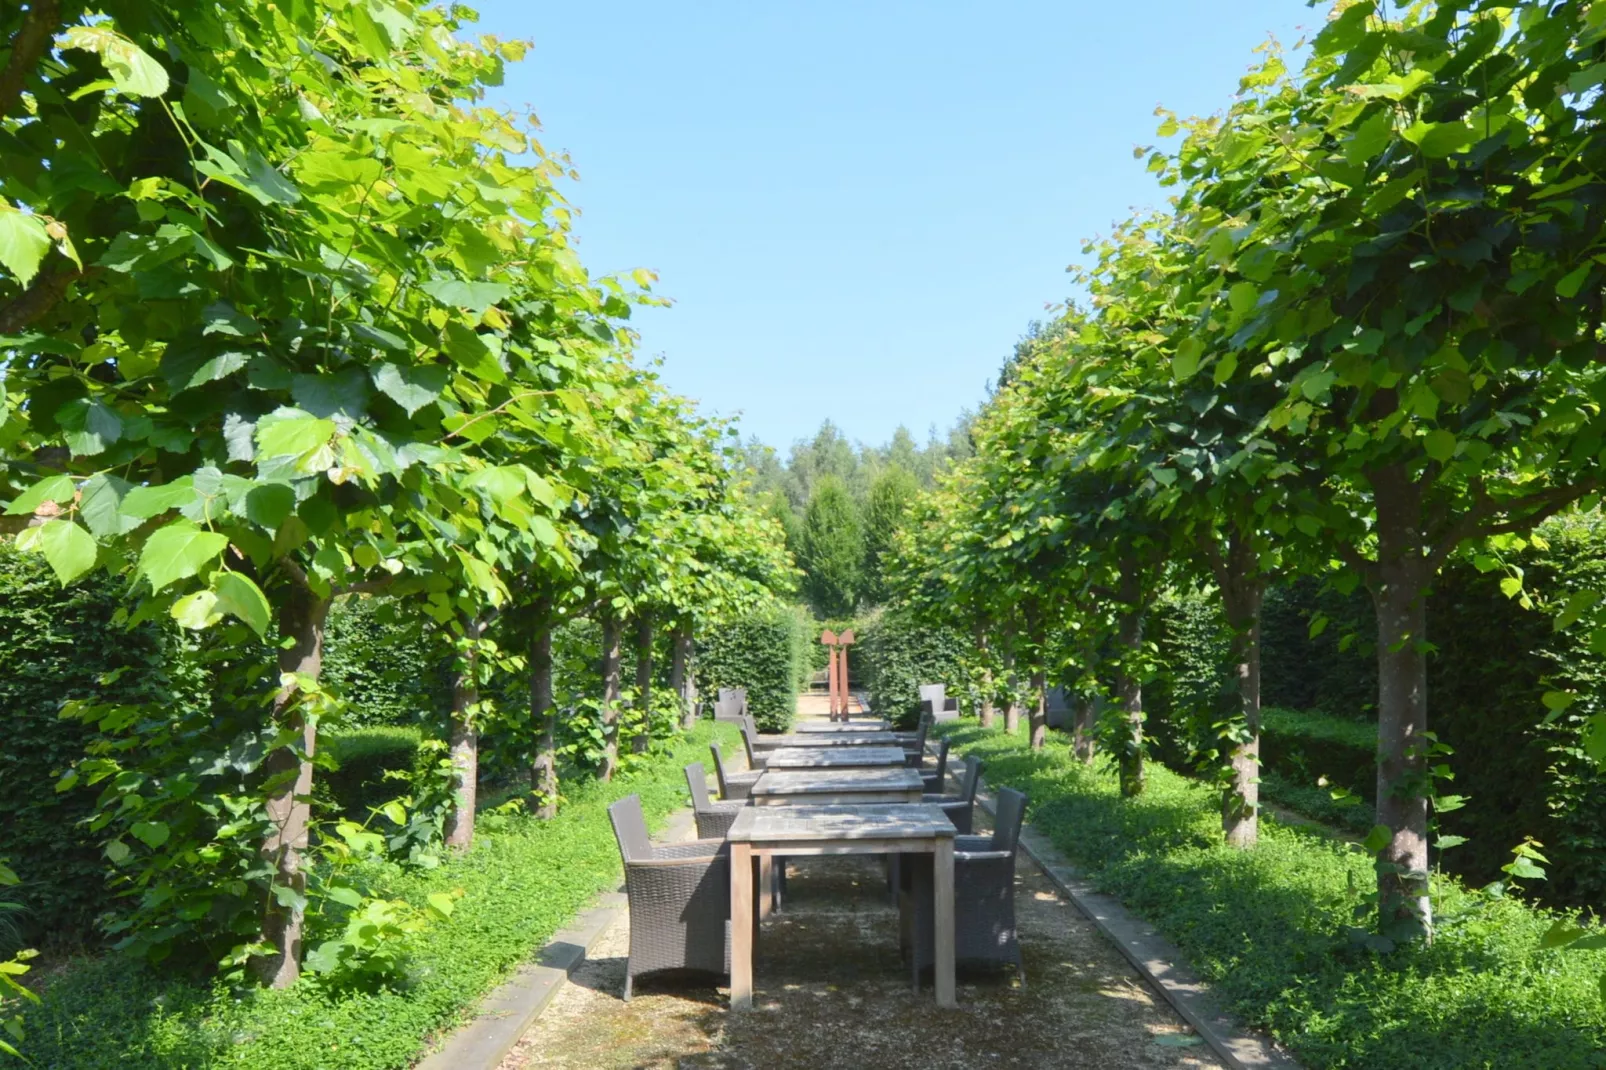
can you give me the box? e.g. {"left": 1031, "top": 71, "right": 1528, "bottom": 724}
{"left": 1029, "top": 668, "right": 1047, "bottom": 751}
{"left": 975, "top": 622, "right": 995, "bottom": 728}
{"left": 1215, "top": 531, "right": 1265, "bottom": 849}
{"left": 671, "top": 623, "right": 696, "bottom": 728}
{"left": 254, "top": 583, "right": 331, "bottom": 989}
{"left": 530, "top": 597, "right": 557, "bottom": 819}
{"left": 1072, "top": 694, "right": 1097, "bottom": 764}
{"left": 1116, "top": 564, "right": 1145, "bottom": 798}
{"left": 443, "top": 617, "right": 482, "bottom": 850}
{"left": 1367, "top": 464, "right": 1433, "bottom": 932}
{"left": 599, "top": 610, "right": 623, "bottom": 781}
{"left": 632, "top": 612, "right": 653, "bottom": 754}
{"left": 1002, "top": 636, "right": 1020, "bottom": 735}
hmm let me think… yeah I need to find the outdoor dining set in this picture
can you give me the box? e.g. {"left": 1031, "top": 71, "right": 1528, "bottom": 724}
{"left": 607, "top": 686, "right": 1029, "bottom": 1010}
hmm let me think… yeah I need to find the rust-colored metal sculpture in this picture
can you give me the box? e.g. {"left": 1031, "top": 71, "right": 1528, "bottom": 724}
{"left": 821, "top": 629, "right": 839, "bottom": 717}
{"left": 835, "top": 630, "right": 856, "bottom": 721}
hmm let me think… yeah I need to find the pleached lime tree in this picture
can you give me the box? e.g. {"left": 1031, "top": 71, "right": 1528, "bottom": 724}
{"left": 0, "top": 0, "right": 635, "bottom": 985}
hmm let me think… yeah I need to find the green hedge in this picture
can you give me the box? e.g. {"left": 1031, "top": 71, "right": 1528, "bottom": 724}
{"left": 0, "top": 544, "right": 205, "bottom": 946}
{"left": 939, "top": 721, "right": 1606, "bottom": 1070}
{"left": 1146, "top": 514, "right": 1606, "bottom": 905}
{"left": 859, "top": 608, "right": 967, "bottom": 728}
{"left": 694, "top": 604, "right": 809, "bottom": 731}
{"left": 21, "top": 722, "right": 739, "bottom": 1069}
{"left": 318, "top": 727, "right": 427, "bottom": 820}
{"left": 321, "top": 598, "right": 451, "bottom": 729}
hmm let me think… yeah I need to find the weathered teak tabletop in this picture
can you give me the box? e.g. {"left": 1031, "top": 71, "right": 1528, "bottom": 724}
{"left": 726, "top": 804, "right": 958, "bottom": 1009}
{"left": 750, "top": 767, "right": 924, "bottom": 806}
{"left": 762, "top": 746, "right": 908, "bottom": 769}
{"left": 755, "top": 731, "right": 899, "bottom": 749}
{"left": 791, "top": 720, "right": 891, "bottom": 733}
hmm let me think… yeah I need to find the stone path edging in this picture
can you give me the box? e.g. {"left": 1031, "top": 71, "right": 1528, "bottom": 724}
{"left": 415, "top": 809, "right": 697, "bottom": 1070}
{"left": 965, "top": 774, "right": 1303, "bottom": 1070}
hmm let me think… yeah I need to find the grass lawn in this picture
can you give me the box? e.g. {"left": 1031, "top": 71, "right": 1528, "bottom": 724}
{"left": 939, "top": 721, "right": 1606, "bottom": 1070}
{"left": 21, "top": 722, "right": 737, "bottom": 1070}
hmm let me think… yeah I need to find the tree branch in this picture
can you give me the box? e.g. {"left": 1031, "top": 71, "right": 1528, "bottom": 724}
{"left": 336, "top": 575, "right": 396, "bottom": 597}
{"left": 277, "top": 556, "right": 312, "bottom": 591}
{"left": 1427, "top": 479, "right": 1600, "bottom": 574}
{"left": 0, "top": 0, "right": 59, "bottom": 123}
{"left": 0, "top": 267, "right": 83, "bottom": 334}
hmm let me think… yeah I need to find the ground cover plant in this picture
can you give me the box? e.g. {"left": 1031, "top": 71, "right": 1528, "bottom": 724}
{"left": 940, "top": 721, "right": 1606, "bottom": 1070}
{"left": 20, "top": 722, "right": 736, "bottom": 1070}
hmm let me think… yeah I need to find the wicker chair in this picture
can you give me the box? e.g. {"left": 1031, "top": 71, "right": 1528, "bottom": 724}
{"left": 709, "top": 741, "right": 761, "bottom": 801}
{"left": 684, "top": 762, "right": 746, "bottom": 839}
{"left": 739, "top": 723, "right": 770, "bottom": 770}
{"left": 919, "top": 738, "right": 951, "bottom": 792}
{"left": 892, "top": 710, "right": 932, "bottom": 747}
{"left": 900, "top": 786, "right": 1028, "bottom": 990}
{"left": 608, "top": 795, "right": 731, "bottom": 1001}
{"left": 901, "top": 717, "right": 930, "bottom": 768}
{"left": 719, "top": 686, "right": 748, "bottom": 716}
{"left": 924, "top": 754, "right": 982, "bottom": 834}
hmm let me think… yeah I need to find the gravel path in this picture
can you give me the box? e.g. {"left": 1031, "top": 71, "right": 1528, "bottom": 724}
{"left": 499, "top": 817, "right": 1220, "bottom": 1070}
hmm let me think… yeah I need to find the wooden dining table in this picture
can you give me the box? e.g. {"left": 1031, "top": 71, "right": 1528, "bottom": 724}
{"left": 792, "top": 720, "right": 891, "bottom": 733}
{"left": 726, "top": 804, "right": 958, "bottom": 1009}
{"left": 761, "top": 746, "right": 908, "bottom": 770}
{"left": 754, "top": 731, "right": 899, "bottom": 749}
{"left": 750, "top": 767, "right": 924, "bottom": 806}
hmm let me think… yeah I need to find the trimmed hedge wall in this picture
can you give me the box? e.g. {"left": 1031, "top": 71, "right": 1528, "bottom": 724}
{"left": 695, "top": 604, "right": 811, "bottom": 731}
{"left": 321, "top": 597, "right": 451, "bottom": 729}
{"left": 859, "top": 608, "right": 967, "bottom": 728}
{"left": 1145, "top": 513, "right": 1606, "bottom": 906}
{"left": 317, "top": 727, "right": 427, "bottom": 820}
{"left": 0, "top": 545, "right": 205, "bottom": 946}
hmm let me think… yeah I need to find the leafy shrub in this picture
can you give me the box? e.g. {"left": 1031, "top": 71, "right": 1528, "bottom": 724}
{"left": 0, "top": 544, "right": 205, "bottom": 946}
{"left": 319, "top": 727, "right": 428, "bottom": 821}
{"left": 1260, "top": 707, "right": 1376, "bottom": 804}
{"left": 940, "top": 722, "right": 1606, "bottom": 1070}
{"left": 859, "top": 607, "right": 967, "bottom": 727}
{"left": 695, "top": 604, "right": 809, "bottom": 731}
{"left": 321, "top": 598, "right": 451, "bottom": 729}
{"left": 22, "top": 724, "right": 738, "bottom": 1070}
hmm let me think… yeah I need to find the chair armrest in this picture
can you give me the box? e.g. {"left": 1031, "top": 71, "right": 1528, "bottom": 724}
{"left": 653, "top": 840, "right": 728, "bottom": 860}
{"left": 954, "top": 835, "right": 992, "bottom": 852}
{"left": 956, "top": 850, "right": 1013, "bottom": 863}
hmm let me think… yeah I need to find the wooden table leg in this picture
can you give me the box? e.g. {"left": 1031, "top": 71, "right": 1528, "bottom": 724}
{"left": 758, "top": 853, "right": 774, "bottom": 921}
{"left": 934, "top": 837, "right": 955, "bottom": 1008}
{"left": 730, "top": 841, "right": 753, "bottom": 1010}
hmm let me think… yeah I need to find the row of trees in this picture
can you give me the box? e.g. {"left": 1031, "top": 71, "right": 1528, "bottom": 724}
{"left": 0, "top": 0, "right": 790, "bottom": 990}
{"left": 889, "top": 0, "right": 1606, "bottom": 941}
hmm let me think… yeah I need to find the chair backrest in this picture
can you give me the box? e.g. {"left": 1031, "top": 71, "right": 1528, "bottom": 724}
{"left": 918, "top": 683, "right": 945, "bottom": 705}
{"left": 957, "top": 755, "right": 983, "bottom": 802}
{"left": 741, "top": 712, "right": 759, "bottom": 738}
{"left": 931, "top": 737, "right": 950, "bottom": 784}
{"left": 991, "top": 787, "right": 1027, "bottom": 853}
{"left": 684, "top": 762, "right": 714, "bottom": 811}
{"left": 709, "top": 743, "right": 732, "bottom": 797}
{"left": 608, "top": 794, "right": 652, "bottom": 863}
{"left": 719, "top": 686, "right": 748, "bottom": 715}
{"left": 739, "top": 723, "right": 761, "bottom": 765}
{"left": 910, "top": 718, "right": 928, "bottom": 753}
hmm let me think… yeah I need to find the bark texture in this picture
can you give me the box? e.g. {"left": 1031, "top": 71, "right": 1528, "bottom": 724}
{"left": 671, "top": 624, "right": 695, "bottom": 728}
{"left": 1115, "top": 565, "right": 1146, "bottom": 798}
{"left": 254, "top": 583, "right": 330, "bottom": 989}
{"left": 530, "top": 599, "right": 557, "bottom": 819}
{"left": 1368, "top": 464, "right": 1433, "bottom": 929}
{"left": 1029, "top": 668, "right": 1047, "bottom": 751}
{"left": 443, "top": 617, "right": 482, "bottom": 850}
{"left": 599, "top": 611, "right": 623, "bottom": 781}
{"left": 1211, "top": 530, "right": 1265, "bottom": 849}
{"left": 632, "top": 613, "right": 653, "bottom": 754}
{"left": 1001, "top": 639, "right": 1020, "bottom": 735}
{"left": 975, "top": 623, "right": 995, "bottom": 729}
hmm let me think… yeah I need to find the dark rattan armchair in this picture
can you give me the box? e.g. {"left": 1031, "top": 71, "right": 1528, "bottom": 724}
{"left": 709, "top": 741, "right": 761, "bottom": 801}
{"left": 919, "top": 738, "right": 951, "bottom": 792}
{"left": 900, "top": 786, "right": 1028, "bottom": 990}
{"left": 923, "top": 754, "right": 982, "bottom": 834}
{"left": 900, "top": 716, "right": 930, "bottom": 768}
{"left": 684, "top": 761, "right": 747, "bottom": 839}
{"left": 739, "top": 723, "right": 770, "bottom": 770}
{"left": 608, "top": 794, "right": 730, "bottom": 1001}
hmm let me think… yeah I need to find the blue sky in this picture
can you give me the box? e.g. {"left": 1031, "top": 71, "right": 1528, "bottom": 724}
{"left": 474, "top": 1, "right": 1317, "bottom": 451}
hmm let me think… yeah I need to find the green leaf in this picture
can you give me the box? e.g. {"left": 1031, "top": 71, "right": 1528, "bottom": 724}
{"left": 170, "top": 589, "right": 223, "bottom": 630}
{"left": 420, "top": 278, "right": 512, "bottom": 314}
{"left": 1227, "top": 281, "right": 1259, "bottom": 314}
{"left": 1423, "top": 429, "right": 1457, "bottom": 462}
{"left": 0, "top": 204, "right": 52, "bottom": 286}
{"left": 1556, "top": 264, "right": 1590, "bottom": 300}
{"left": 256, "top": 409, "right": 336, "bottom": 461}
{"left": 104, "top": 840, "right": 130, "bottom": 864}
{"left": 1171, "top": 337, "right": 1204, "bottom": 380}
{"left": 138, "top": 520, "right": 229, "bottom": 591}
{"left": 1542, "top": 690, "right": 1576, "bottom": 713}
{"left": 78, "top": 473, "right": 140, "bottom": 536}
{"left": 4, "top": 474, "right": 75, "bottom": 516}
{"left": 1362, "top": 824, "right": 1393, "bottom": 855}
{"left": 122, "top": 480, "right": 197, "bottom": 520}
{"left": 56, "top": 397, "right": 124, "bottom": 456}
{"left": 426, "top": 891, "right": 456, "bottom": 919}
{"left": 213, "top": 572, "right": 271, "bottom": 636}
{"left": 20, "top": 518, "right": 99, "bottom": 584}
{"left": 372, "top": 361, "right": 449, "bottom": 416}
{"left": 1435, "top": 834, "right": 1469, "bottom": 850}
{"left": 325, "top": 884, "right": 364, "bottom": 908}
{"left": 130, "top": 820, "right": 170, "bottom": 849}
{"left": 59, "top": 25, "right": 170, "bottom": 97}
